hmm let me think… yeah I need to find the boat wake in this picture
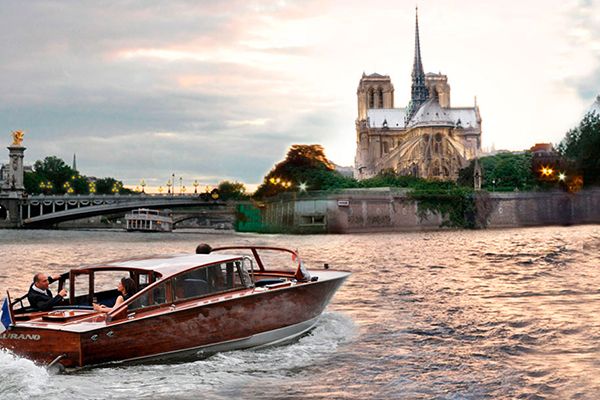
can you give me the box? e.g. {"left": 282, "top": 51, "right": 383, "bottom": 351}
{"left": 0, "top": 312, "right": 356, "bottom": 400}
{"left": 0, "top": 349, "right": 49, "bottom": 399}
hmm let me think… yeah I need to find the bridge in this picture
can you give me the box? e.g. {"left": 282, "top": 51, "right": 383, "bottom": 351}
{"left": 0, "top": 194, "right": 236, "bottom": 228}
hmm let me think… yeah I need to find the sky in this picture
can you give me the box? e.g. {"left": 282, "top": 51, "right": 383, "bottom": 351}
{"left": 1, "top": 0, "right": 599, "bottom": 189}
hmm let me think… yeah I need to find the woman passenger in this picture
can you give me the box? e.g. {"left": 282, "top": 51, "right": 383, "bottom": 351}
{"left": 93, "top": 277, "right": 137, "bottom": 313}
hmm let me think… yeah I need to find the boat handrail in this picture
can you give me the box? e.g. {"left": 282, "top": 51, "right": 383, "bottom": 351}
{"left": 211, "top": 246, "right": 310, "bottom": 282}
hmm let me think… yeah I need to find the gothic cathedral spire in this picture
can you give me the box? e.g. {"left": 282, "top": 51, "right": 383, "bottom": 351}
{"left": 408, "top": 7, "right": 429, "bottom": 119}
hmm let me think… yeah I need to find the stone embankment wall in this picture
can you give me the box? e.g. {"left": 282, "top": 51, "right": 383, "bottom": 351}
{"left": 259, "top": 188, "right": 600, "bottom": 233}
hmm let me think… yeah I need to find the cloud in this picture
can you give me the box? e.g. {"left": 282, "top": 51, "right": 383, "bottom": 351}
{"left": 1, "top": 0, "right": 600, "bottom": 187}
{"left": 563, "top": 0, "right": 600, "bottom": 101}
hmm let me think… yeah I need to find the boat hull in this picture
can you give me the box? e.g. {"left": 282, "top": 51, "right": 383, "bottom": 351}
{"left": 1, "top": 271, "right": 348, "bottom": 368}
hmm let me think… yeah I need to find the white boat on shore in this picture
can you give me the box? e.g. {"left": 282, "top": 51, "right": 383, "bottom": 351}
{"left": 125, "top": 208, "right": 173, "bottom": 232}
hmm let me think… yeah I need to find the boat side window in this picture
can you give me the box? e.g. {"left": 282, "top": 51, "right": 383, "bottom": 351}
{"left": 128, "top": 281, "right": 168, "bottom": 311}
{"left": 210, "top": 261, "right": 248, "bottom": 292}
{"left": 172, "top": 261, "right": 250, "bottom": 301}
{"left": 172, "top": 267, "right": 210, "bottom": 301}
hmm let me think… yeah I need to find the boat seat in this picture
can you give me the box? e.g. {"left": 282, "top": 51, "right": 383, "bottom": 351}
{"left": 182, "top": 279, "right": 209, "bottom": 298}
{"left": 255, "top": 278, "right": 286, "bottom": 287}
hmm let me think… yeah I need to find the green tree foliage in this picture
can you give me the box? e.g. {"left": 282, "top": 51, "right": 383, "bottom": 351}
{"left": 23, "top": 155, "right": 130, "bottom": 195}
{"left": 95, "top": 177, "right": 131, "bottom": 195}
{"left": 254, "top": 144, "right": 354, "bottom": 198}
{"left": 358, "top": 169, "right": 422, "bottom": 188}
{"left": 458, "top": 152, "right": 538, "bottom": 191}
{"left": 34, "top": 156, "right": 75, "bottom": 194}
{"left": 409, "top": 186, "right": 476, "bottom": 228}
{"left": 218, "top": 180, "right": 248, "bottom": 200}
{"left": 558, "top": 111, "right": 600, "bottom": 186}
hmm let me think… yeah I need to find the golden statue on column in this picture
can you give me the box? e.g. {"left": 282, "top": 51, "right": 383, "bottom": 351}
{"left": 11, "top": 130, "right": 24, "bottom": 146}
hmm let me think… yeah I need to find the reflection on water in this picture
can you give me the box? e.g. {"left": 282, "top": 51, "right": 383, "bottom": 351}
{"left": 1, "top": 226, "right": 600, "bottom": 399}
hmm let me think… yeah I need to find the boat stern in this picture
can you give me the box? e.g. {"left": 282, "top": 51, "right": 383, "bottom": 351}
{"left": 0, "top": 326, "right": 82, "bottom": 367}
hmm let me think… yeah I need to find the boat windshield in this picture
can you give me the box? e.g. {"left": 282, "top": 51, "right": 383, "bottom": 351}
{"left": 212, "top": 247, "right": 302, "bottom": 274}
{"left": 65, "top": 269, "right": 155, "bottom": 308}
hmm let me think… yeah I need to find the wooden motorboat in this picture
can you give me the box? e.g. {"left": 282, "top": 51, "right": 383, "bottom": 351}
{"left": 0, "top": 246, "right": 349, "bottom": 370}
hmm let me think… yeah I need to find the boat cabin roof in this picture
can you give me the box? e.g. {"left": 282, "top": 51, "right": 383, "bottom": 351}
{"left": 79, "top": 254, "right": 243, "bottom": 278}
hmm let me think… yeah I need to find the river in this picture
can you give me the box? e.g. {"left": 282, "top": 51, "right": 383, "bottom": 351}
{"left": 1, "top": 225, "right": 600, "bottom": 399}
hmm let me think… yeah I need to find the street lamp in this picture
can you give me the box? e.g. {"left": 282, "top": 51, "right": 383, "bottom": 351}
{"left": 158, "top": 186, "right": 164, "bottom": 194}
{"left": 193, "top": 180, "right": 199, "bottom": 194}
{"left": 179, "top": 177, "right": 183, "bottom": 195}
{"left": 182, "top": 185, "right": 187, "bottom": 195}
{"left": 492, "top": 179, "right": 496, "bottom": 192}
{"left": 166, "top": 179, "right": 172, "bottom": 195}
{"left": 140, "top": 179, "right": 146, "bottom": 194}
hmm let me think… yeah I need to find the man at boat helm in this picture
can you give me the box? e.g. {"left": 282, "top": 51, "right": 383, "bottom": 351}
{"left": 27, "top": 273, "right": 67, "bottom": 311}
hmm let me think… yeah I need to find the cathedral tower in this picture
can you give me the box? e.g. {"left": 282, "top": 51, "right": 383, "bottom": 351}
{"left": 356, "top": 73, "right": 394, "bottom": 120}
{"left": 408, "top": 8, "right": 429, "bottom": 119}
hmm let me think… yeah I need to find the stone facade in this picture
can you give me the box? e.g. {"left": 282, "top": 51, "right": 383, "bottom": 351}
{"left": 257, "top": 189, "right": 600, "bottom": 234}
{"left": 354, "top": 10, "right": 482, "bottom": 180}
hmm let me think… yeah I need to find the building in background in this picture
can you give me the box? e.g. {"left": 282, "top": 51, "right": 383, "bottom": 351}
{"left": 354, "top": 8, "right": 482, "bottom": 180}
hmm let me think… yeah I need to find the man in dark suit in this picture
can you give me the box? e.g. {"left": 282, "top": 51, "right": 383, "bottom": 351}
{"left": 27, "top": 273, "right": 67, "bottom": 311}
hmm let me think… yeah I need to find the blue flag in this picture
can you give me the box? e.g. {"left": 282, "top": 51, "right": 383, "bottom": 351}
{"left": 0, "top": 298, "right": 11, "bottom": 334}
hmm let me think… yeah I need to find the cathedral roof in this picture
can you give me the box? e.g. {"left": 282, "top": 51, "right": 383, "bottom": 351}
{"left": 448, "top": 108, "right": 480, "bottom": 130}
{"left": 367, "top": 104, "right": 480, "bottom": 130}
{"left": 407, "top": 98, "right": 455, "bottom": 128}
{"left": 368, "top": 108, "right": 408, "bottom": 129}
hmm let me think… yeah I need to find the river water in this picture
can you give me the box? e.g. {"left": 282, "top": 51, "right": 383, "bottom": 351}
{"left": 1, "top": 225, "right": 600, "bottom": 399}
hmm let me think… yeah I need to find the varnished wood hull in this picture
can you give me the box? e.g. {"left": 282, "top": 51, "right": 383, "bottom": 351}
{"left": 0, "top": 272, "right": 348, "bottom": 368}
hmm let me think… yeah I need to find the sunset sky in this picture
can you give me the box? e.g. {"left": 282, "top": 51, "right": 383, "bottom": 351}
{"left": 1, "top": 0, "right": 599, "bottom": 188}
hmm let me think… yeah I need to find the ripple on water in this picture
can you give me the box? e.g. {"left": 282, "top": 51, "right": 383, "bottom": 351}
{"left": 1, "top": 226, "right": 600, "bottom": 398}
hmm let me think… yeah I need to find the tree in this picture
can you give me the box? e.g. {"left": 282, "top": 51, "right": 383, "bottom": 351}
{"left": 558, "top": 111, "right": 600, "bottom": 186}
{"left": 458, "top": 152, "right": 538, "bottom": 191}
{"left": 218, "top": 181, "right": 248, "bottom": 200}
{"left": 95, "top": 177, "right": 131, "bottom": 195}
{"left": 254, "top": 144, "right": 352, "bottom": 198}
{"left": 31, "top": 156, "right": 76, "bottom": 194}
{"left": 23, "top": 155, "right": 134, "bottom": 195}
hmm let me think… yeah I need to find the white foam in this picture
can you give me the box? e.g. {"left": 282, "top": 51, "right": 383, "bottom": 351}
{"left": 0, "top": 349, "right": 49, "bottom": 399}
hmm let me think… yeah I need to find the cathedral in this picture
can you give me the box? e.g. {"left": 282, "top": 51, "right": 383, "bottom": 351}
{"left": 354, "top": 9, "right": 482, "bottom": 180}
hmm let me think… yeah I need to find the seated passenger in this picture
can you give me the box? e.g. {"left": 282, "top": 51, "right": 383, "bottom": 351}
{"left": 27, "top": 273, "right": 67, "bottom": 311}
{"left": 93, "top": 277, "right": 137, "bottom": 313}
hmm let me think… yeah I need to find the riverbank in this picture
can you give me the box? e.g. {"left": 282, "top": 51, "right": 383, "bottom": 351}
{"left": 237, "top": 188, "right": 600, "bottom": 233}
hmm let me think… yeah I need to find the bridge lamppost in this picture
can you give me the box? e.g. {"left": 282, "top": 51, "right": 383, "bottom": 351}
{"left": 40, "top": 181, "right": 53, "bottom": 195}
{"left": 89, "top": 181, "right": 96, "bottom": 194}
{"left": 166, "top": 180, "right": 172, "bottom": 195}
{"left": 158, "top": 186, "right": 164, "bottom": 195}
{"left": 179, "top": 177, "right": 183, "bottom": 195}
{"left": 63, "top": 181, "right": 73, "bottom": 195}
{"left": 182, "top": 185, "right": 187, "bottom": 196}
{"left": 140, "top": 179, "right": 146, "bottom": 194}
{"left": 193, "top": 180, "right": 199, "bottom": 194}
